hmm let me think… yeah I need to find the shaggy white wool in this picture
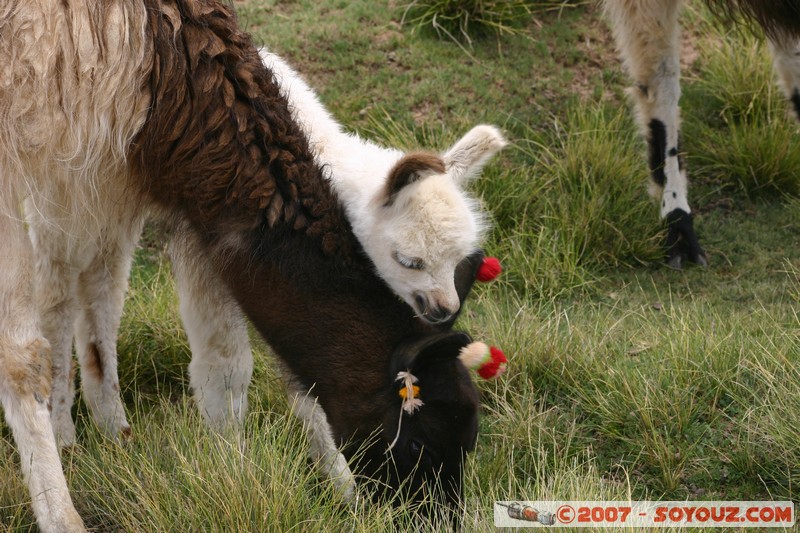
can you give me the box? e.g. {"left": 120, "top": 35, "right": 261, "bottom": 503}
{"left": 0, "top": 3, "right": 152, "bottom": 531}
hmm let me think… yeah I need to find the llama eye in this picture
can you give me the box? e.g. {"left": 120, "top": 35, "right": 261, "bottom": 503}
{"left": 408, "top": 439, "right": 436, "bottom": 469}
{"left": 394, "top": 251, "right": 424, "bottom": 270}
{"left": 409, "top": 439, "right": 423, "bottom": 456}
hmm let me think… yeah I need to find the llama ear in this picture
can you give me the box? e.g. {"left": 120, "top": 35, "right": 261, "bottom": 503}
{"left": 454, "top": 250, "right": 484, "bottom": 306}
{"left": 382, "top": 152, "right": 446, "bottom": 206}
{"left": 443, "top": 125, "right": 507, "bottom": 185}
{"left": 391, "top": 331, "right": 473, "bottom": 378}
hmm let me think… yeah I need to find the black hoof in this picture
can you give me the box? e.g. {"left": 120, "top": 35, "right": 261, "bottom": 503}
{"left": 667, "top": 254, "right": 683, "bottom": 270}
{"left": 664, "top": 209, "right": 708, "bottom": 269}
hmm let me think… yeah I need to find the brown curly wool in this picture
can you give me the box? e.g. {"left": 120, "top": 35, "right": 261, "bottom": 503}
{"left": 131, "top": 0, "right": 353, "bottom": 257}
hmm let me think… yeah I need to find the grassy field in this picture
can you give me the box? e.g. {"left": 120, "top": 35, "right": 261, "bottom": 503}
{"left": 2, "top": 0, "right": 800, "bottom": 531}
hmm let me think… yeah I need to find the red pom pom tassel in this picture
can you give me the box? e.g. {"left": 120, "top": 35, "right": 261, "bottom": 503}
{"left": 477, "top": 347, "right": 507, "bottom": 379}
{"left": 477, "top": 256, "right": 502, "bottom": 282}
{"left": 459, "top": 342, "right": 508, "bottom": 379}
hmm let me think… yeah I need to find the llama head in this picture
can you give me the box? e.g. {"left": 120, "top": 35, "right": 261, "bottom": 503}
{"left": 349, "top": 330, "right": 479, "bottom": 516}
{"left": 388, "top": 331, "right": 479, "bottom": 510}
{"left": 366, "top": 125, "right": 507, "bottom": 324}
{"left": 344, "top": 252, "right": 485, "bottom": 516}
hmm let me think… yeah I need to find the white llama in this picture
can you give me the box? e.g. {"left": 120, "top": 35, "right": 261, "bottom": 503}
{"left": 259, "top": 48, "right": 507, "bottom": 323}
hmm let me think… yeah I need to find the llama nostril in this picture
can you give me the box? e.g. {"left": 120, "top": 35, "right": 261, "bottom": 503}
{"left": 414, "top": 293, "right": 427, "bottom": 314}
{"left": 428, "top": 306, "right": 453, "bottom": 323}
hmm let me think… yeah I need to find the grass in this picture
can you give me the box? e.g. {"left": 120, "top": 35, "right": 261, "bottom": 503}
{"left": 683, "top": 29, "right": 800, "bottom": 198}
{"left": 2, "top": 0, "right": 800, "bottom": 531}
{"left": 400, "top": 0, "right": 550, "bottom": 45}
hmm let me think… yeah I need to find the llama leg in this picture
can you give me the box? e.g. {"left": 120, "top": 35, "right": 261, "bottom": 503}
{"left": 0, "top": 187, "right": 85, "bottom": 532}
{"left": 768, "top": 34, "right": 800, "bottom": 121}
{"left": 30, "top": 248, "right": 80, "bottom": 448}
{"left": 604, "top": 0, "right": 707, "bottom": 268}
{"left": 285, "top": 375, "right": 357, "bottom": 503}
{"left": 73, "top": 220, "right": 142, "bottom": 440}
{"left": 169, "top": 227, "right": 253, "bottom": 428}
{"left": 1, "top": 374, "right": 86, "bottom": 533}
{"left": 170, "top": 229, "right": 355, "bottom": 500}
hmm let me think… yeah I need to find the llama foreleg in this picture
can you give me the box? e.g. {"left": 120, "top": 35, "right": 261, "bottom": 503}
{"left": 604, "top": 0, "right": 707, "bottom": 268}
{"left": 285, "top": 377, "right": 357, "bottom": 503}
{"left": 769, "top": 34, "right": 800, "bottom": 121}
{"left": 28, "top": 242, "right": 80, "bottom": 447}
{"left": 1, "top": 382, "right": 86, "bottom": 532}
{"left": 169, "top": 226, "right": 253, "bottom": 429}
{"left": 73, "top": 221, "right": 143, "bottom": 441}
{"left": 0, "top": 188, "right": 85, "bottom": 532}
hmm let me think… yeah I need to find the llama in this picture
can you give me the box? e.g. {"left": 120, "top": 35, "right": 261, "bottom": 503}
{"left": 603, "top": 0, "right": 800, "bottom": 268}
{"left": 171, "top": 225, "right": 487, "bottom": 511}
{"left": 258, "top": 47, "right": 506, "bottom": 324}
{"left": 0, "top": 1, "right": 491, "bottom": 530}
{"left": 176, "top": 47, "right": 506, "bottom": 448}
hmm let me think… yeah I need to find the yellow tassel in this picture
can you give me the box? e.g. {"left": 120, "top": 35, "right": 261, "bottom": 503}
{"left": 398, "top": 385, "right": 420, "bottom": 399}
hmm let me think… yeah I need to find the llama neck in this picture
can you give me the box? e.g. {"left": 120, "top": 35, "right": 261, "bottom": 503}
{"left": 216, "top": 226, "right": 429, "bottom": 441}
{"left": 129, "top": 1, "right": 420, "bottom": 440}
{"left": 260, "top": 49, "right": 403, "bottom": 245}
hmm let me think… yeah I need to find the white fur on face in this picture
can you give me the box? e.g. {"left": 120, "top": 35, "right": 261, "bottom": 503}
{"left": 259, "top": 47, "right": 506, "bottom": 322}
{"left": 365, "top": 126, "right": 505, "bottom": 322}
{"left": 367, "top": 174, "right": 486, "bottom": 322}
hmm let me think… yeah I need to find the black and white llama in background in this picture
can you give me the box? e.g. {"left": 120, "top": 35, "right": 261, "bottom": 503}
{"left": 604, "top": 0, "right": 800, "bottom": 268}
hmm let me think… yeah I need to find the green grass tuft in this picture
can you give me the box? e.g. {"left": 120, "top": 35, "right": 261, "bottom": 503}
{"left": 479, "top": 105, "right": 663, "bottom": 298}
{"left": 401, "top": 0, "right": 532, "bottom": 43}
{"left": 682, "top": 30, "right": 800, "bottom": 199}
{"left": 693, "top": 117, "right": 800, "bottom": 198}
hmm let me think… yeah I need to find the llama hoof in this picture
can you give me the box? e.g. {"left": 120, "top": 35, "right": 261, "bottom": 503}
{"left": 53, "top": 421, "right": 77, "bottom": 449}
{"left": 664, "top": 209, "right": 708, "bottom": 269}
{"left": 51, "top": 511, "right": 86, "bottom": 533}
{"left": 35, "top": 500, "right": 86, "bottom": 533}
{"left": 694, "top": 252, "right": 709, "bottom": 268}
{"left": 337, "top": 477, "right": 357, "bottom": 506}
{"left": 119, "top": 425, "right": 133, "bottom": 443}
{"left": 667, "top": 254, "right": 684, "bottom": 270}
{"left": 329, "top": 453, "right": 357, "bottom": 504}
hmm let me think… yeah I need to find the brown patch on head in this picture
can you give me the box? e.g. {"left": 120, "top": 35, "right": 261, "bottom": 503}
{"left": 83, "top": 342, "right": 104, "bottom": 381}
{"left": 383, "top": 152, "right": 446, "bottom": 206}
